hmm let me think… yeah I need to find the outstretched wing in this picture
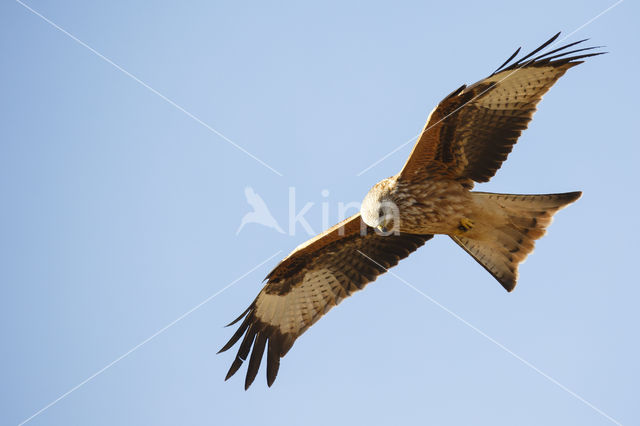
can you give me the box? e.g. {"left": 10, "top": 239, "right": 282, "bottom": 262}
{"left": 399, "top": 33, "right": 603, "bottom": 183}
{"left": 219, "top": 214, "right": 432, "bottom": 389}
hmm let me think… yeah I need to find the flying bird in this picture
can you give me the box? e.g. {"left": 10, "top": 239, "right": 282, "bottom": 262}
{"left": 219, "top": 33, "right": 603, "bottom": 389}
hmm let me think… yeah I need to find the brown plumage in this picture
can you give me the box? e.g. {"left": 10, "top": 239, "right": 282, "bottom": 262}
{"left": 220, "top": 33, "right": 603, "bottom": 389}
{"left": 219, "top": 216, "right": 431, "bottom": 389}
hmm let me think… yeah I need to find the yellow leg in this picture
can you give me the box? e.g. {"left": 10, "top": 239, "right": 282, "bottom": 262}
{"left": 456, "top": 217, "right": 474, "bottom": 234}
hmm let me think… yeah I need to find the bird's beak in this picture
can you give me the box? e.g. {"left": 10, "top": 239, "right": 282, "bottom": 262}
{"left": 376, "top": 225, "right": 388, "bottom": 233}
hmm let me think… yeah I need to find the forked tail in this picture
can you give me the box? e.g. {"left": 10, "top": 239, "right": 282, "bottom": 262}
{"left": 451, "top": 191, "right": 581, "bottom": 291}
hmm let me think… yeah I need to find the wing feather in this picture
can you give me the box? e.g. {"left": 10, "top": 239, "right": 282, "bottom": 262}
{"left": 219, "top": 214, "right": 432, "bottom": 388}
{"left": 399, "top": 34, "right": 604, "bottom": 183}
{"left": 245, "top": 332, "right": 267, "bottom": 389}
{"left": 266, "top": 333, "right": 281, "bottom": 386}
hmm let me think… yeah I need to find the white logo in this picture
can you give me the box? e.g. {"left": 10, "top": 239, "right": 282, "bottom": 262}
{"left": 236, "top": 187, "right": 285, "bottom": 235}
{"left": 236, "top": 186, "right": 398, "bottom": 237}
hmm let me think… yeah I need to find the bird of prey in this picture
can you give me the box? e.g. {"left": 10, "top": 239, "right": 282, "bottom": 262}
{"left": 220, "top": 33, "right": 603, "bottom": 389}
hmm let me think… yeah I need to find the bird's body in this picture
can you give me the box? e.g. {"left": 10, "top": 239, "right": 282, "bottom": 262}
{"left": 220, "top": 33, "right": 603, "bottom": 389}
{"left": 362, "top": 172, "right": 581, "bottom": 288}
{"left": 362, "top": 175, "right": 471, "bottom": 235}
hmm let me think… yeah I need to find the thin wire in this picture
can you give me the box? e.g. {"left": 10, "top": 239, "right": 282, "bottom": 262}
{"left": 15, "top": 0, "right": 284, "bottom": 177}
{"left": 17, "top": 251, "right": 282, "bottom": 426}
{"left": 357, "top": 250, "right": 623, "bottom": 426}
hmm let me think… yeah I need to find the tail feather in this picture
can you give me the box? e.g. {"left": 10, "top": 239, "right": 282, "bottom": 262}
{"left": 452, "top": 191, "right": 581, "bottom": 291}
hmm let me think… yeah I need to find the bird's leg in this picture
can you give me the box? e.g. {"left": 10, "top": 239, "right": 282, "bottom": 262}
{"left": 455, "top": 217, "right": 474, "bottom": 235}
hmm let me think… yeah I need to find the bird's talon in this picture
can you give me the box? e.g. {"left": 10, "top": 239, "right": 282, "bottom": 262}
{"left": 458, "top": 218, "right": 474, "bottom": 233}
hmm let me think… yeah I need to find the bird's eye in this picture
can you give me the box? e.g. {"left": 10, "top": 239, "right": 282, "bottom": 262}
{"left": 378, "top": 210, "right": 384, "bottom": 218}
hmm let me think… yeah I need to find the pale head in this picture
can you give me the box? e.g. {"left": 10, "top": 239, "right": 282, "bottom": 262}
{"left": 360, "top": 177, "right": 400, "bottom": 233}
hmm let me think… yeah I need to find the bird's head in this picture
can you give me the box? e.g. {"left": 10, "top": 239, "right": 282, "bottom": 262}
{"left": 360, "top": 178, "right": 400, "bottom": 234}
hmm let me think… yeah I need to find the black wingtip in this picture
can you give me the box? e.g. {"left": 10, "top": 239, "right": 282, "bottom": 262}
{"left": 493, "top": 46, "right": 521, "bottom": 75}
{"left": 266, "top": 333, "right": 282, "bottom": 387}
{"left": 519, "top": 32, "right": 561, "bottom": 62}
{"left": 224, "top": 357, "right": 244, "bottom": 381}
{"left": 218, "top": 310, "right": 254, "bottom": 354}
{"left": 225, "top": 304, "right": 252, "bottom": 327}
{"left": 244, "top": 333, "right": 267, "bottom": 390}
{"left": 491, "top": 32, "right": 606, "bottom": 76}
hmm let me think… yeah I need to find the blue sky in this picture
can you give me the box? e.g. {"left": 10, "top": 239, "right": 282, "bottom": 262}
{"left": 1, "top": 1, "right": 638, "bottom": 425}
